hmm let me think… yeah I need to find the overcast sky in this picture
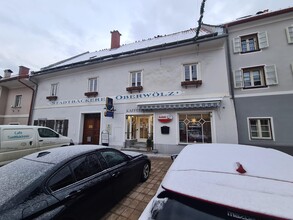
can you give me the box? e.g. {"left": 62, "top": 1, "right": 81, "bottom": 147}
{"left": 0, "top": 0, "right": 292, "bottom": 76}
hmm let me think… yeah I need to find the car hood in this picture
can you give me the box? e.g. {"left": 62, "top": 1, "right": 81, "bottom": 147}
{"left": 123, "top": 151, "right": 143, "bottom": 158}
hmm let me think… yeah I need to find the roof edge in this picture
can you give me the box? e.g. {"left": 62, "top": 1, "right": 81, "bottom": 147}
{"left": 226, "top": 7, "right": 293, "bottom": 27}
{"left": 31, "top": 32, "right": 227, "bottom": 76}
{"left": 41, "top": 51, "right": 90, "bottom": 70}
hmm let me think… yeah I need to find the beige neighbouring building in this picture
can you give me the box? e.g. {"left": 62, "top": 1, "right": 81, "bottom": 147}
{"left": 0, "top": 66, "right": 35, "bottom": 125}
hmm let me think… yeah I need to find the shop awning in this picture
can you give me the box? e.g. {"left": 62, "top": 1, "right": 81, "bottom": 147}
{"left": 137, "top": 98, "right": 222, "bottom": 111}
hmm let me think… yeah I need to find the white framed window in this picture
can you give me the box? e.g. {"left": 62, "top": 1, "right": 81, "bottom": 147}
{"left": 50, "top": 83, "right": 58, "bottom": 96}
{"left": 130, "top": 71, "right": 142, "bottom": 87}
{"left": 38, "top": 119, "right": 47, "bottom": 127}
{"left": 234, "top": 65, "right": 278, "bottom": 89}
{"left": 88, "top": 77, "right": 98, "bottom": 92}
{"left": 243, "top": 67, "right": 265, "bottom": 88}
{"left": 54, "top": 120, "right": 64, "bottom": 134}
{"left": 233, "top": 32, "right": 269, "bottom": 53}
{"left": 34, "top": 119, "right": 68, "bottom": 136}
{"left": 285, "top": 26, "right": 293, "bottom": 44}
{"left": 14, "top": 95, "right": 22, "bottom": 107}
{"left": 183, "top": 63, "right": 199, "bottom": 81}
{"left": 241, "top": 34, "right": 259, "bottom": 52}
{"left": 178, "top": 113, "right": 211, "bottom": 144}
{"left": 248, "top": 117, "right": 273, "bottom": 140}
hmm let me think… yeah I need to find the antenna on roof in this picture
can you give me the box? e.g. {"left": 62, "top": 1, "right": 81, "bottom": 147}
{"left": 195, "top": 0, "right": 207, "bottom": 39}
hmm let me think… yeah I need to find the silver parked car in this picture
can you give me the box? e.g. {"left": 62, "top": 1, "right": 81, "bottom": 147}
{"left": 139, "top": 143, "right": 293, "bottom": 220}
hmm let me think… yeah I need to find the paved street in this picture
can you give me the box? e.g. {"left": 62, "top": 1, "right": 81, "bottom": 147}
{"left": 101, "top": 156, "right": 172, "bottom": 220}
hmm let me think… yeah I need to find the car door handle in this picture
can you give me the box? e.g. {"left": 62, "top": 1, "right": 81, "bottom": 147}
{"left": 112, "top": 171, "right": 120, "bottom": 178}
{"left": 65, "top": 190, "right": 81, "bottom": 199}
{"left": 39, "top": 140, "right": 43, "bottom": 142}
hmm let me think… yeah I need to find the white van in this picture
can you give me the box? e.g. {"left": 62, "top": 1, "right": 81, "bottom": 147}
{"left": 0, "top": 125, "right": 73, "bottom": 165}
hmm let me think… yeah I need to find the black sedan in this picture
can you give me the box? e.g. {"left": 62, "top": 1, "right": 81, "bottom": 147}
{"left": 0, "top": 145, "right": 151, "bottom": 220}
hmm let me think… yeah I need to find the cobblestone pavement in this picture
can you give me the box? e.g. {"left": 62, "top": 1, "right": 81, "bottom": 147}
{"left": 101, "top": 156, "right": 172, "bottom": 220}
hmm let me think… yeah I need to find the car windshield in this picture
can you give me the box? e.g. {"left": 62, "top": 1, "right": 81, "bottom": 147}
{"left": 151, "top": 190, "right": 272, "bottom": 220}
{"left": 0, "top": 158, "right": 53, "bottom": 207}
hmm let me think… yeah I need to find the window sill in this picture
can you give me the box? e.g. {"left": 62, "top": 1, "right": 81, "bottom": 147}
{"left": 243, "top": 85, "right": 268, "bottom": 89}
{"left": 240, "top": 49, "right": 261, "bottom": 54}
{"left": 46, "top": 96, "right": 58, "bottom": 101}
{"left": 250, "top": 137, "right": 273, "bottom": 140}
{"left": 84, "top": 92, "right": 98, "bottom": 97}
{"left": 126, "top": 86, "right": 143, "bottom": 93}
{"left": 181, "top": 80, "right": 202, "bottom": 88}
{"left": 11, "top": 106, "right": 21, "bottom": 109}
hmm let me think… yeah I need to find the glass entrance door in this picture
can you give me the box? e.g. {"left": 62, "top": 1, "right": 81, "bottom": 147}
{"left": 137, "top": 117, "right": 149, "bottom": 142}
{"left": 126, "top": 115, "right": 153, "bottom": 142}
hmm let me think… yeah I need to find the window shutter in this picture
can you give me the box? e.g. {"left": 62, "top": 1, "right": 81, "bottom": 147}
{"left": 285, "top": 26, "right": 293, "bottom": 44}
{"left": 258, "top": 31, "right": 269, "bottom": 49}
{"left": 63, "top": 120, "right": 69, "bottom": 136}
{"left": 234, "top": 70, "right": 243, "bottom": 88}
{"left": 233, "top": 37, "right": 241, "bottom": 53}
{"left": 46, "top": 120, "right": 55, "bottom": 130}
{"left": 265, "top": 65, "right": 278, "bottom": 85}
{"left": 196, "top": 63, "right": 201, "bottom": 80}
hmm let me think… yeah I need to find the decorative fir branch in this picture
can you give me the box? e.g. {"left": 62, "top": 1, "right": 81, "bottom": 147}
{"left": 195, "top": 0, "right": 207, "bottom": 39}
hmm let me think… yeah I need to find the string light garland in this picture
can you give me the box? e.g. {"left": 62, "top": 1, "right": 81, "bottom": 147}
{"left": 195, "top": 0, "right": 207, "bottom": 39}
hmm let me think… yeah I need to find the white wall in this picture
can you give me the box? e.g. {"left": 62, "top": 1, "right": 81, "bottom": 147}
{"left": 32, "top": 37, "right": 238, "bottom": 152}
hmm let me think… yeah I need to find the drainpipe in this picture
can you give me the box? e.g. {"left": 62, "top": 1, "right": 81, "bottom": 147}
{"left": 224, "top": 25, "right": 235, "bottom": 100}
{"left": 225, "top": 25, "right": 240, "bottom": 143}
{"left": 18, "top": 76, "right": 38, "bottom": 125}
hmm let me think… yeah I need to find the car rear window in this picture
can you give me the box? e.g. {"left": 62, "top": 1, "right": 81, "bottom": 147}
{"left": 71, "top": 154, "right": 103, "bottom": 181}
{"left": 48, "top": 166, "right": 75, "bottom": 191}
{"left": 151, "top": 190, "right": 274, "bottom": 220}
{"left": 0, "top": 158, "right": 53, "bottom": 207}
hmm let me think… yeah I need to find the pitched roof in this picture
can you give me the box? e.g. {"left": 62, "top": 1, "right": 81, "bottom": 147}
{"left": 226, "top": 7, "right": 293, "bottom": 27}
{"left": 35, "top": 26, "right": 223, "bottom": 74}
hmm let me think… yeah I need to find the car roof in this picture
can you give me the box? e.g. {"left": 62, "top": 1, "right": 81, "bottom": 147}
{"left": 23, "top": 145, "right": 107, "bottom": 164}
{"left": 162, "top": 144, "right": 293, "bottom": 219}
{"left": 0, "top": 125, "right": 50, "bottom": 129}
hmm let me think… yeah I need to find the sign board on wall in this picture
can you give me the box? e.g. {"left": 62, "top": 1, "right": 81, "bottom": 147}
{"left": 48, "top": 90, "right": 183, "bottom": 106}
{"left": 158, "top": 114, "right": 173, "bottom": 123}
{"left": 104, "top": 97, "right": 114, "bottom": 118}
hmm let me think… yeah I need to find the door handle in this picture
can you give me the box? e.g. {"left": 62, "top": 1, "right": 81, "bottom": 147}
{"left": 65, "top": 190, "right": 81, "bottom": 199}
{"left": 112, "top": 171, "right": 120, "bottom": 178}
{"left": 39, "top": 140, "right": 43, "bottom": 142}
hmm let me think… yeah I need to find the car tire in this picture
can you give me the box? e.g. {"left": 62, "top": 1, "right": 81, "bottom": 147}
{"left": 141, "top": 162, "right": 150, "bottom": 182}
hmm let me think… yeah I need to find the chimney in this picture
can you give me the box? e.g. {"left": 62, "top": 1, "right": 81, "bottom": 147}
{"left": 111, "top": 30, "right": 121, "bottom": 49}
{"left": 3, "top": 69, "right": 13, "bottom": 78}
{"left": 18, "top": 66, "right": 30, "bottom": 76}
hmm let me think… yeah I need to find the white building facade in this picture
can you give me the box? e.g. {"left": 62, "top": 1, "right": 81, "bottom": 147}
{"left": 31, "top": 27, "right": 238, "bottom": 154}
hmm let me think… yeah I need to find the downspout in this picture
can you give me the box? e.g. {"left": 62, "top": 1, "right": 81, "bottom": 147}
{"left": 224, "top": 25, "right": 235, "bottom": 100}
{"left": 225, "top": 25, "right": 240, "bottom": 143}
{"left": 18, "top": 76, "right": 38, "bottom": 125}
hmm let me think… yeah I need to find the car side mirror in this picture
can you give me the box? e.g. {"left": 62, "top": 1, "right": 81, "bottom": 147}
{"left": 171, "top": 154, "right": 178, "bottom": 161}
